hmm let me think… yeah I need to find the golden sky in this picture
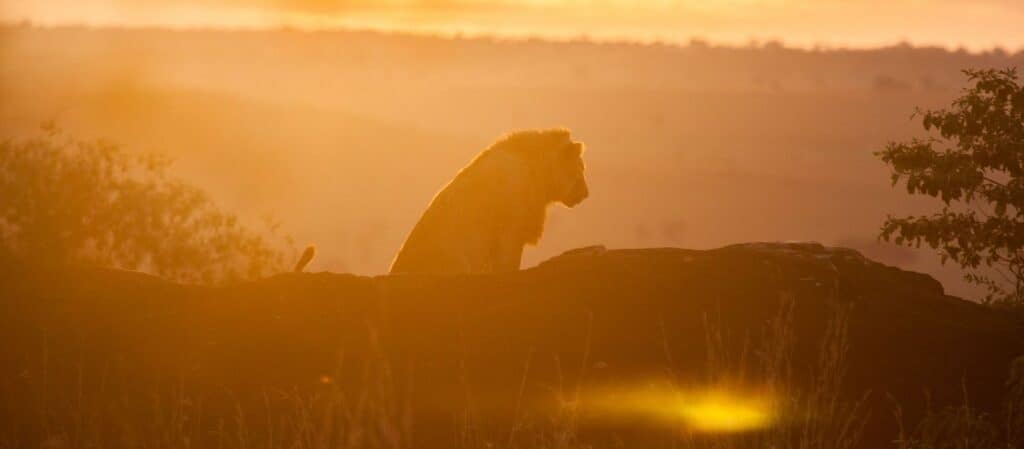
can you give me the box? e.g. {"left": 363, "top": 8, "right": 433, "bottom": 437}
{"left": 3, "top": 0, "right": 1023, "bottom": 50}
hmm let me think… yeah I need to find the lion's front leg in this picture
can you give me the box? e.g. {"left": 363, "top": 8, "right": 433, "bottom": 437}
{"left": 492, "top": 233, "right": 524, "bottom": 272}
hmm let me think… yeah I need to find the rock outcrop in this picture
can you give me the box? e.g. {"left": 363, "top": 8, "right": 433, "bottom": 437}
{"left": 2, "top": 243, "right": 1022, "bottom": 447}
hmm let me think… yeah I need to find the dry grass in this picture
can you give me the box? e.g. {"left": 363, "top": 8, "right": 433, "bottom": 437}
{"left": 892, "top": 356, "right": 1024, "bottom": 449}
{"left": 8, "top": 291, "right": 1021, "bottom": 449}
{"left": 673, "top": 293, "right": 867, "bottom": 449}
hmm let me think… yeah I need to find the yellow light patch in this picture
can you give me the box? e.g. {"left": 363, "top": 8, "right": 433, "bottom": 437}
{"left": 677, "top": 391, "right": 774, "bottom": 432}
{"left": 579, "top": 382, "right": 778, "bottom": 433}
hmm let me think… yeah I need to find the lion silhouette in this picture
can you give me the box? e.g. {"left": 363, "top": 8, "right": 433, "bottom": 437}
{"left": 389, "top": 128, "right": 588, "bottom": 275}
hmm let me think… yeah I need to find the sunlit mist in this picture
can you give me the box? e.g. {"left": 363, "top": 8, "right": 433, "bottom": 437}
{"left": 580, "top": 382, "right": 778, "bottom": 433}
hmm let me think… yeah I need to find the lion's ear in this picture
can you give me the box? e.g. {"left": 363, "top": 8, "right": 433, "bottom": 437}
{"left": 561, "top": 142, "right": 584, "bottom": 159}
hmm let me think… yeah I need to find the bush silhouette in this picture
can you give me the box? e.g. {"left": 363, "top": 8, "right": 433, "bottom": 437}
{"left": 0, "top": 123, "right": 292, "bottom": 284}
{"left": 878, "top": 68, "right": 1024, "bottom": 306}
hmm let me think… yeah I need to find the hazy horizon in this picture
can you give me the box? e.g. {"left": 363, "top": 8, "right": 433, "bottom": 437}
{"left": 4, "top": 0, "right": 1024, "bottom": 51}
{"left": 4, "top": 4, "right": 1024, "bottom": 449}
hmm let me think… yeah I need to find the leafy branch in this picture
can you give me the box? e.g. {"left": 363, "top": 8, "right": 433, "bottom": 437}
{"left": 878, "top": 68, "right": 1024, "bottom": 306}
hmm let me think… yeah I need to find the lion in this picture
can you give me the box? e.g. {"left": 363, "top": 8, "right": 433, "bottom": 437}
{"left": 389, "top": 128, "right": 589, "bottom": 275}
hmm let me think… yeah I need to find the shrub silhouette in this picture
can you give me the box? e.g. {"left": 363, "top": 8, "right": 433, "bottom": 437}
{"left": 0, "top": 123, "right": 292, "bottom": 284}
{"left": 877, "top": 68, "right": 1024, "bottom": 307}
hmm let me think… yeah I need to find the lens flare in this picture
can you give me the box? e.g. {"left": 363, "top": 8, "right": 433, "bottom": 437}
{"left": 677, "top": 390, "right": 774, "bottom": 432}
{"left": 579, "top": 382, "right": 778, "bottom": 433}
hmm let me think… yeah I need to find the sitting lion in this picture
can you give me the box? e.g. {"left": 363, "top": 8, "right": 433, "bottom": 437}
{"left": 389, "top": 128, "right": 589, "bottom": 275}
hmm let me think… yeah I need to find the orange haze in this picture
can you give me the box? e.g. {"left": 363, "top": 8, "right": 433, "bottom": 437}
{"left": 4, "top": 0, "right": 1024, "bottom": 50}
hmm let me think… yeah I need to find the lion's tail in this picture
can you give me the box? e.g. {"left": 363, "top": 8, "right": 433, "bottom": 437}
{"left": 293, "top": 245, "right": 316, "bottom": 272}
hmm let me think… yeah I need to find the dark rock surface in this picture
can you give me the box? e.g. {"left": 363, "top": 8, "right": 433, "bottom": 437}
{"left": 2, "top": 243, "right": 1022, "bottom": 447}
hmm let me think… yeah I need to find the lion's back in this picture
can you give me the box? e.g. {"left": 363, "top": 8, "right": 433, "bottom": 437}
{"left": 389, "top": 151, "right": 530, "bottom": 275}
{"left": 389, "top": 188, "right": 472, "bottom": 274}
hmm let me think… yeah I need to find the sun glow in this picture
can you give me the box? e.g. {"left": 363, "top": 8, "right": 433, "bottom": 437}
{"left": 678, "top": 390, "right": 775, "bottom": 432}
{"left": 4, "top": 0, "right": 1023, "bottom": 50}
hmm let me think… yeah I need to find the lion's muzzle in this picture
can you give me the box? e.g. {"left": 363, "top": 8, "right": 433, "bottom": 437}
{"left": 563, "top": 179, "right": 589, "bottom": 207}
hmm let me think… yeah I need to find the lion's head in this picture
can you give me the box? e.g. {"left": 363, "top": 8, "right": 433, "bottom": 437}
{"left": 492, "top": 128, "right": 589, "bottom": 208}
{"left": 517, "top": 129, "right": 588, "bottom": 208}
{"left": 548, "top": 138, "right": 588, "bottom": 207}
